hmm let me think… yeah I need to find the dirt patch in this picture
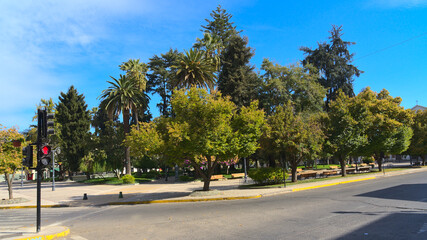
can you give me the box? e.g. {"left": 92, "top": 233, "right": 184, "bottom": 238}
{"left": 0, "top": 197, "right": 30, "bottom": 205}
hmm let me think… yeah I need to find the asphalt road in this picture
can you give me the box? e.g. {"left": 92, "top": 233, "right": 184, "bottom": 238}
{"left": 3, "top": 171, "right": 427, "bottom": 240}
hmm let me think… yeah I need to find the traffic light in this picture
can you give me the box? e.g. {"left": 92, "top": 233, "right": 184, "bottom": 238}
{"left": 38, "top": 144, "right": 52, "bottom": 167}
{"left": 22, "top": 145, "right": 32, "bottom": 167}
{"left": 22, "top": 145, "right": 37, "bottom": 169}
{"left": 37, "top": 109, "right": 55, "bottom": 140}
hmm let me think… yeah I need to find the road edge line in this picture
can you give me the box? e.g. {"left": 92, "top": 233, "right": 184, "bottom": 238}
{"left": 106, "top": 194, "right": 263, "bottom": 205}
{"left": 292, "top": 177, "right": 376, "bottom": 192}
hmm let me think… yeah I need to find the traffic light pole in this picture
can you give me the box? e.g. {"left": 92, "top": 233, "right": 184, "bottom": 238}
{"left": 36, "top": 161, "right": 42, "bottom": 232}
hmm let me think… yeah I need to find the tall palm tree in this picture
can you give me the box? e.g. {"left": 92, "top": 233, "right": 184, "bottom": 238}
{"left": 194, "top": 32, "right": 223, "bottom": 72}
{"left": 173, "top": 48, "right": 216, "bottom": 91}
{"left": 119, "top": 59, "right": 149, "bottom": 127}
{"left": 98, "top": 75, "right": 143, "bottom": 175}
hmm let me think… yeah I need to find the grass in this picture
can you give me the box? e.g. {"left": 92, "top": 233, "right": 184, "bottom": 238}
{"left": 78, "top": 177, "right": 152, "bottom": 185}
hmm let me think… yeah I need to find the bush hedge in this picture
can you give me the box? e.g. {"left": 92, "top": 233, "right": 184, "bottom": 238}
{"left": 121, "top": 175, "right": 135, "bottom": 184}
{"left": 248, "top": 167, "right": 288, "bottom": 185}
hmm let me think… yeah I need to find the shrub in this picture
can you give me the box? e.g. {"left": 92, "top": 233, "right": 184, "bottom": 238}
{"left": 248, "top": 167, "right": 288, "bottom": 185}
{"left": 362, "top": 156, "right": 375, "bottom": 164}
{"left": 178, "top": 175, "right": 194, "bottom": 182}
{"left": 121, "top": 175, "right": 135, "bottom": 184}
{"left": 142, "top": 171, "right": 162, "bottom": 179}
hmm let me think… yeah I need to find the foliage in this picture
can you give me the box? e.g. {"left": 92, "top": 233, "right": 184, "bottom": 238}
{"left": 121, "top": 174, "right": 135, "bottom": 184}
{"left": 201, "top": 5, "right": 240, "bottom": 48}
{"left": 218, "top": 34, "right": 261, "bottom": 108}
{"left": 194, "top": 32, "right": 223, "bottom": 72}
{"left": 260, "top": 59, "right": 326, "bottom": 115}
{"left": 126, "top": 87, "right": 264, "bottom": 191}
{"left": 362, "top": 156, "right": 375, "bottom": 164}
{"left": 264, "top": 101, "right": 324, "bottom": 182}
{"left": 326, "top": 90, "right": 370, "bottom": 176}
{"left": 406, "top": 110, "right": 427, "bottom": 164}
{"left": 80, "top": 134, "right": 108, "bottom": 178}
{"left": 0, "top": 125, "right": 25, "bottom": 199}
{"left": 248, "top": 167, "right": 287, "bottom": 185}
{"left": 99, "top": 75, "right": 146, "bottom": 175}
{"left": 56, "top": 86, "right": 91, "bottom": 174}
{"left": 173, "top": 48, "right": 216, "bottom": 91}
{"left": 119, "top": 59, "right": 148, "bottom": 92}
{"left": 147, "top": 49, "right": 181, "bottom": 116}
{"left": 356, "top": 88, "right": 414, "bottom": 170}
{"left": 178, "top": 175, "right": 195, "bottom": 182}
{"left": 301, "top": 25, "right": 362, "bottom": 110}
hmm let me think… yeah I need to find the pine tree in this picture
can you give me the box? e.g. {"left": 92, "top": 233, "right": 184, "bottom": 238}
{"left": 201, "top": 5, "right": 240, "bottom": 47}
{"left": 218, "top": 34, "right": 261, "bottom": 108}
{"left": 300, "top": 25, "right": 362, "bottom": 111}
{"left": 56, "top": 86, "right": 91, "bottom": 176}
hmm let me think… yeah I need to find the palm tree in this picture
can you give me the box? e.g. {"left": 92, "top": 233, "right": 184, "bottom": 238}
{"left": 194, "top": 32, "right": 223, "bottom": 72}
{"left": 173, "top": 48, "right": 216, "bottom": 91}
{"left": 119, "top": 59, "right": 149, "bottom": 127}
{"left": 98, "top": 75, "right": 143, "bottom": 175}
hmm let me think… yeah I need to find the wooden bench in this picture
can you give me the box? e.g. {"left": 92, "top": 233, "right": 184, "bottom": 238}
{"left": 298, "top": 171, "right": 317, "bottom": 179}
{"left": 296, "top": 168, "right": 303, "bottom": 173}
{"left": 329, "top": 166, "right": 339, "bottom": 170}
{"left": 210, "top": 174, "right": 225, "bottom": 181}
{"left": 345, "top": 168, "right": 356, "bottom": 174}
{"left": 322, "top": 170, "right": 338, "bottom": 177}
{"left": 358, "top": 166, "right": 371, "bottom": 172}
{"left": 231, "top": 173, "right": 245, "bottom": 179}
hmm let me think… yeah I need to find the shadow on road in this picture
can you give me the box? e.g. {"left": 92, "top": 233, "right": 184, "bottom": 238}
{"left": 333, "top": 212, "right": 427, "bottom": 240}
{"left": 356, "top": 184, "right": 427, "bottom": 203}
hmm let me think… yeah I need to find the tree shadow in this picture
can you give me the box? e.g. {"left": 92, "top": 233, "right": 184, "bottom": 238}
{"left": 333, "top": 212, "right": 427, "bottom": 240}
{"left": 356, "top": 184, "right": 427, "bottom": 203}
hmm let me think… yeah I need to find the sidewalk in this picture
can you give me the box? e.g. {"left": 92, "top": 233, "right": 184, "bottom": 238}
{"left": 1, "top": 167, "right": 426, "bottom": 209}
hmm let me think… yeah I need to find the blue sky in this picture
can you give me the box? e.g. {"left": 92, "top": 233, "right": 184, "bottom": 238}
{"left": 1, "top": 0, "right": 426, "bottom": 131}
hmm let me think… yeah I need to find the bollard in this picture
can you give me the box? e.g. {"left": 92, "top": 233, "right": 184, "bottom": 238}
{"left": 83, "top": 193, "right": 88, "bottom": 200}
{"left": 119, "top": 192, "right": 123, "bottom": 198}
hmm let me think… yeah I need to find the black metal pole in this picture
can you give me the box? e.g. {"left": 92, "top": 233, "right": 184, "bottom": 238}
{"left": 36, "top": 164, "right": 41, "bottom": 232}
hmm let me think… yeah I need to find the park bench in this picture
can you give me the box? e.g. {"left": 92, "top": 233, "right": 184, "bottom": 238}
{"left": 296, "top": 168, "right": 303, "bottom": 173}
{"left": 231, "top": 173, "right": 245, "bottom": 179}
{"left": 329, "top": 166, "right": 339, "bottom": 170}
{"left": 358, "top": 166, "right": 371, "bottom": 172}
{"left": 298, "top": 171, "right": 317, "bottom": 179}
{"left": 321, "top": 170, "right": 338, "bottom": 177}
{"left": 210, "top": 174, "right": 225, "bottom": 181}
{"left": 345, "top": 168, "right": 356, "bottom": 174}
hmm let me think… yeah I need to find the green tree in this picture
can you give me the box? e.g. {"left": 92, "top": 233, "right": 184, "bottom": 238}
{"left": 56, "top": 86, "right": 91, "bottom": 177}
{"left": 0, "top": 125, "right": 25, "bottom": 199}
{"left": 194, "top": 33, "right": 223, "bottom": 72}
{"left": 327, "top": 91, "right": 369, "bottom": 176}
{"left": 201, "top": 5, "right": 240, "bottom": 48}
{"left": 147, "top": 49, "right": 181, "bottom": 116}
{"left": 406, "top": 110, "right": 427, "bottom": 165}
{"left": 260, "top": 59, "right": 326, "bottom": 115}
{"left": 125, "top": 88, "right": 265, "bottom": 191}
{"left": 173, "top": 48, "right": 216, "bottom": 91}
{"left": 99, "top": 75, "right": 143, "bottom": 175}
{"left": 265, "top": 101, "right": 324, "bottom": 182}
{"left": 300, "top": 25, "right": 362, "bottom": 111}
{"left": 356, "top": 88, "right": 413, "bottom": 171}
{"left": 218, "top": 34, "right": 261, "bottom": 108}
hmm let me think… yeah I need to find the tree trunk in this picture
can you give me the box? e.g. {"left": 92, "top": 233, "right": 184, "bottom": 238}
{"left": 123, "top": 109, "right": 132, "bottom": 175}
{"left": 85, "top": 172, "right": 91, "bottom": 180}
{"left": 339, "top": 155, "right": 347, "bottom": 177}
{"left": 291, "top": 161, "right": 298, "bottom": 182}
{"left": 376, "top": 152, "right": 384, "bottom": 172}
{"left": 421, "top": 155, "right": 425, "bottom": 166}
{"left": 5, "top": 173, "right": 14, "bottom": 199}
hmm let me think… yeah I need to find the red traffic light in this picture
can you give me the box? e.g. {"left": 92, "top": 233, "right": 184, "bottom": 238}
{"left": 41, "top": 145, "right": 51, "bottom": 155}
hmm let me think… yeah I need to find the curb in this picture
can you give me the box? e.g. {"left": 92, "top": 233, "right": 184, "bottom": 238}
{"left": 0, "top": 204, "right": 69, "bottom": 210}
{"left": 10, "top": 227, "right": 70, "bottom": 240}
{"left": 105, "top": 195, "right": 263, "bottom": 205}
{"left": 292, "top": 177, "right": 376, "bottom": 192}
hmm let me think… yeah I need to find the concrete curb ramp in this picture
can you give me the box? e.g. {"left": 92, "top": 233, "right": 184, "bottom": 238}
{"left": 292, "top": 177, "right": 376, "bottom": 192}
{"left": 9, "top": 226, "right": 69, "bottom": 240}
